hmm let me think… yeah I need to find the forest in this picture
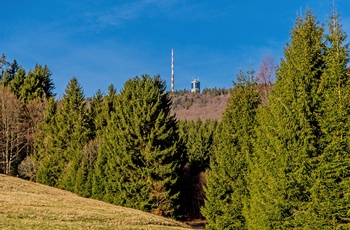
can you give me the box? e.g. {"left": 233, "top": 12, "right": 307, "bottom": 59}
{"left": 1, "top": 7, "right": 350, "bottom": 229}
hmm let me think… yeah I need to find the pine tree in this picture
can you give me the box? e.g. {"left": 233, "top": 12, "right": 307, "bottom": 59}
{"left": 93, "top": 75, "right": 185, "bottom": 217}
{"left": 247, "top": 10, "right": 324, "bottom": 229}
{"left": 308, "top": 7, "right": 350, "bottom": 228}
{"left": 202, "top": 69, "right": 260, "bottom": 229}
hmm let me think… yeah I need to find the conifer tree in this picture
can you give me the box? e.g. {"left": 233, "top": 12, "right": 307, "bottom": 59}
{"left": 247, "top": 10, "right": 324, "bottom": 229}
{"left": 58, "top": 77, "right": 90, "bottom": 191}
{"left": 35, "top": 97, "right": 60, "bottom": 185}
{"left": 75, "top": 138, "right": 100, "bottom": 197}
{"left": 93, "top": 75, "right": 184, "bottom": 217}
{"left": 36, "top": 77, "right": 90, "bottom": 191}
{"left": 308, "top": 7, "right": 350, "bottom": 228}
{"left": 10, "top": 67, "right": 26, "bottom": 99}
{"left": 186, "top": 119, "right": 217, "bottom": 173}
{"left": 19, "top": 64, "right": 55, "bottom": 103}
{"left": 178, "top": 119, "right": 217, "bottom": 218}
{"left": 91, "top": 85, "right": 118, "bottom": 200}
{"left": 202, "top": 69, "right": 260, "bottom": 229}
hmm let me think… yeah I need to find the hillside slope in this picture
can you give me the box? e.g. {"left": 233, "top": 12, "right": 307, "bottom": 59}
{"left": 0, "top": 174, "right": 190, "bottom": 230}
{"left": 171, "top": 93, "right": 229, "bottom": 121}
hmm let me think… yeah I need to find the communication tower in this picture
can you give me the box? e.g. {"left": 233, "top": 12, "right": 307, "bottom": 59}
{"left": 171, "top": 49, "right": 174, "bottom": 92}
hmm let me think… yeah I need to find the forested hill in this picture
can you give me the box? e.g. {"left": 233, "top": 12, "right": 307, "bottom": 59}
{"left": 170, "top": 88, "right": 230, "bottom": 121}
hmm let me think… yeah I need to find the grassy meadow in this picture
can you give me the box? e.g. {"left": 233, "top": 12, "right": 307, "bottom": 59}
{"left": 0, "top": 174, "right": 191, "bottom": 230}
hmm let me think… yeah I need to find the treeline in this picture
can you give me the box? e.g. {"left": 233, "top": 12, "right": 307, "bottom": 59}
{"left": 0, "top": 59, "right": 218, "bottom": 218}
{"left": 172, "top": 87, "right": 230, "bottom": 96}
{"left": 0, "top": 55, "right": 54, "bottom": 176}
{"left": 203, "top": 8, "right": 350, "bottom": 229}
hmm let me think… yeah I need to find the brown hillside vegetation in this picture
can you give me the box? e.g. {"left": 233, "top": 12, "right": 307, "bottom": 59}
{"left": 0, "top": 174, "right": 190, "bottom": 230}
{"left": 171, "top": 93, "right": 229, "bottom": 121}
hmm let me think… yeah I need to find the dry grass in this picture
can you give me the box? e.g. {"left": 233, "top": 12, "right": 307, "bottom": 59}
{"left": 0, "top": 174, "right": 190, "bottom": 230}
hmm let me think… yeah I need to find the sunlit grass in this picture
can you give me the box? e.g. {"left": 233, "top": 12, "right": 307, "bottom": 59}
{"left": 0, "top": 174, "right": 190, "bottom": 229}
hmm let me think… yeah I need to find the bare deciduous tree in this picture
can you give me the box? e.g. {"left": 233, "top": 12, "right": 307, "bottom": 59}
{"left": 0, "top": 86, "right": 27, "bottom": 175}
{"left": 257, "top": 55, "right": 275, "bottom": 104}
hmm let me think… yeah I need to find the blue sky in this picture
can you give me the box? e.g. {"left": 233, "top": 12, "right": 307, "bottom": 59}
{"left": 1, "top": 0, "right": 349, "bottom": 97}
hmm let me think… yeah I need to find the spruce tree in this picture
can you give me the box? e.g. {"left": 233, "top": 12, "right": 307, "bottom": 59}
{"left": 178, "top": 119, "right": 217, "bottom": 218}
{"left": 93, "top": 75, "right": 184, "bottom": 217}
{"left": 36, "top": 77, "right": 90, "bottom": 191}
{"left": 20, "top": 64, "right": 55, "bottom": 103}
{"left": 202, "top": 69, "right": 260, "bottom": 229}
{"left": 91, "top": 85, "right": 118, "bottom": 200}
{"left": 35, "top": 97, "right": 60, "bottom": 185}
{"left": 247, "top": 10, "right": 324, "bottom": 229}
{"left": 10, "top": 67, "right": 26, "bottom": 99}
{"left": 308, "top": 7, "right": 350, "bottom": 228}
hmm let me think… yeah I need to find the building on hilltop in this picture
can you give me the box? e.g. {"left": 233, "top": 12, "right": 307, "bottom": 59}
{"left": 191, "top": 79, "right": 200, "bottom": 93}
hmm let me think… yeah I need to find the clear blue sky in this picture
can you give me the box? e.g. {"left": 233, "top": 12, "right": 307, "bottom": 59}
{"left": 1, "top": 0, "right": 349, "bottom": 97}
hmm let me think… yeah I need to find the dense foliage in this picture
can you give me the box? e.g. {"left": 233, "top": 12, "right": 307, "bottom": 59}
{"left": 92, "top": 75, "right": 185, "bottom": 216}
{"left": 203, "top": 69, "right": 261, "bottom": 229}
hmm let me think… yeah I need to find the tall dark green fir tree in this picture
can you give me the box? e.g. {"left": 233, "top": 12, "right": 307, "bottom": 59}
{"left": 93, "top": 75, "right": 185, "bottom": 217}
{"left": 19, "top": 64, "right": 55, "bottom": 103}
{"left": 246, "top": 10, "right": 325, "bottom": 229}
{"left": 202, "top": 69, "right": 261, "bottom": 229}
{"left": 308, "top": 7, "right": 350, "bottom": 228}
{"left": 36, "top": 77, "right": 90, "bottom": 191}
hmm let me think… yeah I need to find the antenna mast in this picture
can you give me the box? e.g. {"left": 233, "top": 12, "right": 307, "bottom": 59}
{"left": 171, "top": 48, "right": 174, "bottom": 92}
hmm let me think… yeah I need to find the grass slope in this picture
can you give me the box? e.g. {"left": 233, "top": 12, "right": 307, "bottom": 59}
{"left": 0, "top": 174, "right": 190, "bottom": 230}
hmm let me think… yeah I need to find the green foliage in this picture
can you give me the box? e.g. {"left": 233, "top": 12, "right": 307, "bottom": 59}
{"left": 0, "top": 56, "right": 54, "bottom": 103}
{"left": 201, "top": 87, "right": 230, "bottom": 96}
{"left": 36, "top": 77, "right": 90, "bottom": 192}
{"left": 93, "top": 75, "right": 185, "bottom": 217}
{"left": 19, "top": 64, "right": 55, "bottom": 103}
{"left": 10, "top": 68, "right": 26, "bottom": 98}
{"left": 202, "top": 69, "right": 261, "bottom": 229}
{"left": 177, "top": 119, "right": 217, "bottom": 218}
{"left": 308, "top": 7, "right": 350, "bottom": 228}
{"left": 247, "top": 10, "right": 325, "bottom": 229}
{"left": 179, "top": 119, "right": 217, "bottom": 174}
{"left": 35, "top": 97, "right": 58, "bottom": 185}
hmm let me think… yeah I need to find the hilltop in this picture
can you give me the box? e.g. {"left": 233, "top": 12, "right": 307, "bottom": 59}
{"left": 170, "top": 90, "right": 230, "bottom": 121}
{"left": 0, "top": 174, "right": 190, "bottom": 230}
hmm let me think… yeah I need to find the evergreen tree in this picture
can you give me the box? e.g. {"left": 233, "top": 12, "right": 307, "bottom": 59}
{"left": 20, "top": 64, "right": 55, "bottom": 103}
{"left": 74, "top": 138, "right": 100, "bottom": 197}
{"left": 10, "top": 67, "right": 26, "bottom": 99}
{"left": 58, "top": 77, "right": 90, "bottom": 191}
{"left": 35, "top": 97, "right": 60, "bottom": 185}
{"left": 178, "top": 119, "right": 217, "bottom": 218}
{"left": 202, "top": 69, "right": 261, "bottom": 229}
{"left": 247, "top": 10, "right": 324, "bottom": 229}
{"left": 308, "top": 7, "right": 350, "bottom": 228}
{"left": 185, "top": 119, "right": 217, "bottom": 173}
{"left": 93, "top": 75, "right": 184, "bottom": 217}
{"left": 7, "top": 59, "right": 19, "bottom": 82}
{"left": 36, "top": 77, "right": 90, "bottom": 191}
{"left": 91, "top": 86, "right": 118, "bottom": 201}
